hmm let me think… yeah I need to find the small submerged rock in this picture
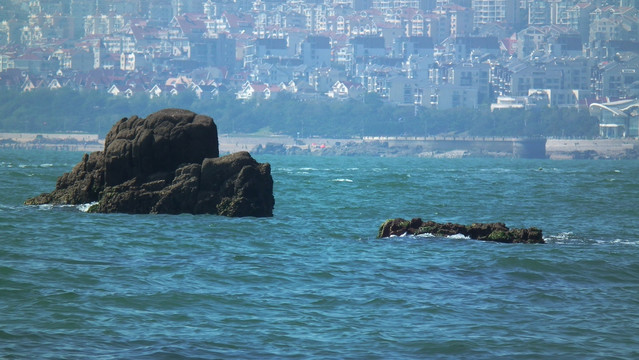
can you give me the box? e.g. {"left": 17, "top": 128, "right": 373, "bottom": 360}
{"left": 378, "top": 218, "right": 544, "bottom": 244}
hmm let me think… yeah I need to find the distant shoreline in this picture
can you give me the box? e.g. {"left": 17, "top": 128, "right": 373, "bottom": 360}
{"left": 0, "top": 132, "right": 103, "bottom": 152}
{"left": 249, "top": 136, "right": 639, "bottom": 160}
{"left": 2, "top": 132, "right": 638, "bottom": 159}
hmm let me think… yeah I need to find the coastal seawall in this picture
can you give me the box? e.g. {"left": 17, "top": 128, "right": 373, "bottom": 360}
{"left": 3, "top": 132, "right": 638, "bottom": 159}
{"left": 545, "top": 138, "right": 639, "bottom": 159}
{"left": 0, "top": 133, "right": 103, "bottom": 152}
{"left": 250, "top": 136, "right": 638, "bottom": 159}
{"left": 250, "top": 136, "right": 547, "bottom": 158}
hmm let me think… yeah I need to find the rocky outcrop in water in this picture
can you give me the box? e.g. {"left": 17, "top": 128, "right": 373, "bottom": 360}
{"left": 26, "top": 108, "right": 274, "bottom": 217}
{"left": 378, "top": 218, "right": 544, "bottom": 244}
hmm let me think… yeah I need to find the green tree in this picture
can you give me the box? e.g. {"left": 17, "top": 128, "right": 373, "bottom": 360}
{"left": 0, "top": 89, "right": 600, "bottom": 139}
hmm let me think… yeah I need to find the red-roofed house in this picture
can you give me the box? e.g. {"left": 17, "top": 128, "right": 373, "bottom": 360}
{"left": 107, "top": 84, "right": 138, "bottom": 98}
{"left": 21, "top": 75, "right": 35, "bottom": 92}
{"left": 222, "top": 12, "right": 254, "bottom": 34}
{"left": 500, "top": 35, "right": 517, "bottom": 56}
{"left": 13, "top": 52, "right": 56, "bottom": 74}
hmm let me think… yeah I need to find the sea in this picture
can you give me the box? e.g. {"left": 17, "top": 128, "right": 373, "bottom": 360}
{"left": 1, "top": 149, "right": 639, "bottom": 359}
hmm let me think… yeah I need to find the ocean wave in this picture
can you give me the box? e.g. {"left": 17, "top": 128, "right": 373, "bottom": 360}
{"left": 332, "top": 178, "right": 353, "bottom": 183}
{"left": 544, "top": 232, "right": 591, "bottom": 245}
{"left": 13, "top": 163, "right": 56, "bottom": 169}
{"left": 609, "top": 239, "right": 639, "bottom": 246}
{"left": 5, "top": 151, "right": 639, "bottom": 360}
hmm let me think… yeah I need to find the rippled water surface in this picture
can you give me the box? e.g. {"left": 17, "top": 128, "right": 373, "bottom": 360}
{"left": 2, "top": 149, "right": 639, "bottom": 359}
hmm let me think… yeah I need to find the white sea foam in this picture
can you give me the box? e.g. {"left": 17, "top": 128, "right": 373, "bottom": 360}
{"left": 611, "top": 239, "right": 639, "bottom": 246}
{"left": 34, "top": 203, "right": 96, "bottom": 213}
{"left": 544, "top": 232, "right": 575, "bottom": 244}
{"left": 415, "top": 232, "right": 435, "bottom": 238}
{"left": 40, "top": 163, "right": 53, "bottom": 168}
{"left": 448, "top": 233, "right": 470, "bottom": 240}
{"left": 332, "top": 178, "right": 353, "bottom": 182}
{"left": 78, "top": 202, "right": 98, "bottom": 212}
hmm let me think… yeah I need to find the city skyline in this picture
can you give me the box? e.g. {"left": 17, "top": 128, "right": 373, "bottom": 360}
{"left": 1, "top": 0, "right": 638, "bottom": 121}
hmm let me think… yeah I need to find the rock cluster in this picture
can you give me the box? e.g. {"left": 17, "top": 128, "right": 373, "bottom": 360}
{"left": 26, "top": 108, "right": 274, "bottom": 217}
{"left": 378, "top": 218, "right": 544, "bottom": 244}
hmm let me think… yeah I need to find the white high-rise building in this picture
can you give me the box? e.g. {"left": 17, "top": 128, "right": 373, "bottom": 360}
{"left": 471, "top": 0, "right": 516, "bottom": 28}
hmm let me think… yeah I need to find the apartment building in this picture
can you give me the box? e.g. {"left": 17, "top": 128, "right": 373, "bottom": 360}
{"left": 471, "top": 0, "right": 516, "bottom": 29}
{"left": 593, "top": 55, "right": 639, "bottom": 99}
{"left": 449, "top": 62, "right": 490, "bottom": 103}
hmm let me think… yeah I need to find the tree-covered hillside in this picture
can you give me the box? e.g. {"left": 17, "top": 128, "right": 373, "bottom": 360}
{"left": 0, "top": 89, "right": 598, "bottom": 138}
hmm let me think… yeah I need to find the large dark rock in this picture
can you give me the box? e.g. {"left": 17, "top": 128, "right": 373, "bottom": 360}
{"left": 103, "top": 108, "right": 219, "bottom": 186}
{"left": 25, "top": 109, "right": 274, "bottom": 217}
{"left": 378, "top": 218, "right": 544, "bottom": 244}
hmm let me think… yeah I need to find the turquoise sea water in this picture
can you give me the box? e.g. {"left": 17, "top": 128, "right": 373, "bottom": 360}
{"left": 1, "top": 149, "right": 639, "bottom": 359}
